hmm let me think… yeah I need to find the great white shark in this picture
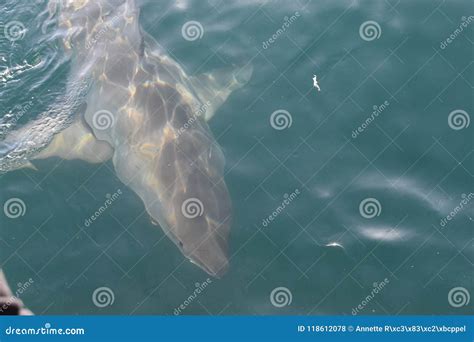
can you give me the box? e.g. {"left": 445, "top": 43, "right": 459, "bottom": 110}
{"left": 0, "top": 0, "right": 253, "bottom": 278}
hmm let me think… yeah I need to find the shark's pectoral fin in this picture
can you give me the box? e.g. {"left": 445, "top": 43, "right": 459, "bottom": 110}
{"left": 189, "top": 64, "right": 253, "bottom": 121}
{"left": 34, "top": 119, "right": 114, "bottom": 164}
{"left": 18, "top": 161, "right": 38, "bottom": 171}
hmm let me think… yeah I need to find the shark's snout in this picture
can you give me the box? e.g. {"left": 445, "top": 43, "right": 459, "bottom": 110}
{"left": 173, "top": 189, "right": 232, "bottom": 278}
{"left": 187, "top": 240, "right": 230, "bottom": 278}
{"left": 182, "top": 217, "right": 231, "bottom": 278}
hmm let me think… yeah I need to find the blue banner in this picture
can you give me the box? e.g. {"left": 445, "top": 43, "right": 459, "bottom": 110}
{"left": 0, "top": 316, "right": 472, "bottom": 341}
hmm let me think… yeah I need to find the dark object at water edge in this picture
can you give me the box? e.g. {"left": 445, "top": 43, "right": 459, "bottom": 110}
{"left": 0, "top": 269, "right": 33, "bottom": 315}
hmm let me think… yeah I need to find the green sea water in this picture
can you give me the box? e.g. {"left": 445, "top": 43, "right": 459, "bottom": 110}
{"left": 0, "top": 0, "right": 472, "bottom": 315}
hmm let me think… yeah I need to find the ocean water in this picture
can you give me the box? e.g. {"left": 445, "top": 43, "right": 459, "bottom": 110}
{"left": 0, "top": 0, "right": 472, "bottom": 316}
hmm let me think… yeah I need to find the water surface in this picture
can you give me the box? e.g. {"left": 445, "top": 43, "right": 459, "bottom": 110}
{"left": 0, "top": 0, "right": 472, "bottom": 315}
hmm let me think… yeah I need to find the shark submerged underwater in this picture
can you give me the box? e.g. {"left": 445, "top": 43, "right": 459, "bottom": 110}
{"left": 0, "top": 0, "right": 253, "bottom": 278}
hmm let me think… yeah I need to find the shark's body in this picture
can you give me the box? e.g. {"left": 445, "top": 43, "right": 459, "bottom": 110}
{"left": 0, "top": 0, "right": 252, "bottom": 277}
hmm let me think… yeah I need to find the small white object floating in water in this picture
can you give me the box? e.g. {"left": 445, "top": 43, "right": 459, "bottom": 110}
{"left": 325, "top": 242, "right": 345, "bottom": 250}
{"left": 312, "top": 74, "right": 321, "bottom": 92}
